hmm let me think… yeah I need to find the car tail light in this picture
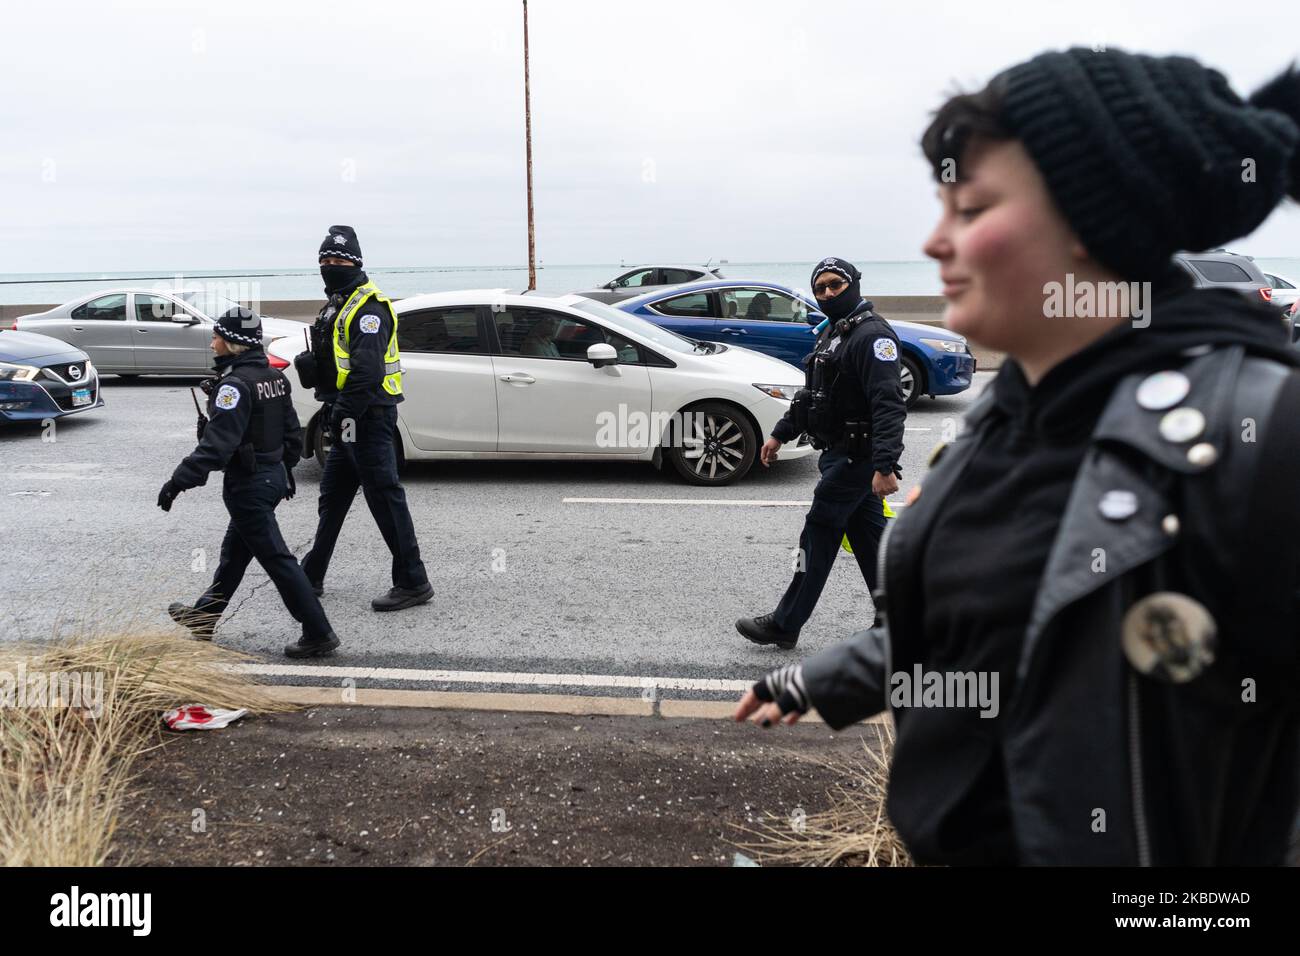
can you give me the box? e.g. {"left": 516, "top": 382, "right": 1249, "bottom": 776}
{"left": 268, "top": 352, "right": 289, "bottom": 369}
{"left": 1260, "top": 287, "right": 1273, "bottom": 303}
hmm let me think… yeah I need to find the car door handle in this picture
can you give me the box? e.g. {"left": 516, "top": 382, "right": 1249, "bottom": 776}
{"left": 719, "top": 327, "right": 747, "bottom": 334}
{"left": 499, "top": 373, "right": 536, "bottom": 384}
{"left": 72, "top": 326, "right": 84, "bottom": 332}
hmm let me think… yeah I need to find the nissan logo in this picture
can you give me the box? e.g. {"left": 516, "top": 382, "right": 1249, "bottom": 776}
{"left": 67, "top": 365, "right": 82, "bottom": 381}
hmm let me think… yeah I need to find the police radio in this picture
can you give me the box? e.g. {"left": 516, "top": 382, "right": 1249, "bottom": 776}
{"left": 293, "top": 327, "right": 318, "bottom": 390}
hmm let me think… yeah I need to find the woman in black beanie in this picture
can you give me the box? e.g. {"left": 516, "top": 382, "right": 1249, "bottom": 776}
{"left": 736, "top": 48, "right": 1300, "bottom": 866}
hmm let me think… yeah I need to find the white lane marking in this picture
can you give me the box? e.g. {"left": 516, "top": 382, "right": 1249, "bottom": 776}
{"left": 229, "top": 663, "right": 751, "bottom": 693}
{"left": 3, "top": 463, "right": 105, "bottom": 480}
{"left": 563, "top": 497, "right": 908, "bottom": 508}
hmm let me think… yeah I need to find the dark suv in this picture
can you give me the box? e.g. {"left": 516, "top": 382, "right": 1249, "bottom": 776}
{"left": 1174, "top": 250, "right": 1274, "bottom": 305}
{"left": 1174, "top": 250, "right": 1296, "bottom": 344}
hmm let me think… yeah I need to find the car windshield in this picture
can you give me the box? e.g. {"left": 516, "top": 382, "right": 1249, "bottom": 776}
{"left": 570, "top": 298, "right": 703, "bottom": 354}
{"left": 177, "top": 291, "right": 241, "bottom": 320}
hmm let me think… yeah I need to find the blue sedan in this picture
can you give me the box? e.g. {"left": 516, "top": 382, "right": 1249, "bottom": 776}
{"left": 614, "top": 279, "right": 974, "bottom": 407}
{"left": 0, "top": 329, "right": 104, "bottom": 423}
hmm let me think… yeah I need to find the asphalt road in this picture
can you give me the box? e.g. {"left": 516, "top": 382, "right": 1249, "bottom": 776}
{"left": 0, "top": 371, "right": 991, "bottom": 698}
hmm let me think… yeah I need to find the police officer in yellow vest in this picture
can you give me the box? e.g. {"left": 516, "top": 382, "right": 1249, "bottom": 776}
{"left": 299, "top": 225, "right": 433, "bottom": 612}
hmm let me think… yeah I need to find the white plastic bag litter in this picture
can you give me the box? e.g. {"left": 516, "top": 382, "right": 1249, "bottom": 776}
{"left": 163, "top": 704, "right": 249, "bottom": 731}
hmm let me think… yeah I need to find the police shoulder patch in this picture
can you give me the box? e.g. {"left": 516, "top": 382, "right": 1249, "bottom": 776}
{"left": 214, "top": 383, "right": 242, "bottom": 410}
{"left": 873, "top": 337, "right": 899, "bottom": 362}
{"left": 359, "top": 314, "right": 381, "bottom": 334}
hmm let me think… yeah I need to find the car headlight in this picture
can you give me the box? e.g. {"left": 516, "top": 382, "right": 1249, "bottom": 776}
{"left": 0, "top": 361, "right": 40, "bottom": 382}
{"left": 753, "top": 383, "right": 802, "bottom": 401}
{"left": 919, "top": 337, "right": 968, "bottom": 354}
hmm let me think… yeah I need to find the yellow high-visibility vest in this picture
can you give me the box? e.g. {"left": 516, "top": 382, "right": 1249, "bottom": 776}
{"left": 841, "top": 499, "right": 896, "bottom": 554}
{"left": 332, "top": 281, "right": 402, "bottom": 396}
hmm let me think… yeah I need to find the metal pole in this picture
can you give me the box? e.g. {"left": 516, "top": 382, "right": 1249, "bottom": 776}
{"left": 523, "top": 0, "right": 536, "bottom": 290}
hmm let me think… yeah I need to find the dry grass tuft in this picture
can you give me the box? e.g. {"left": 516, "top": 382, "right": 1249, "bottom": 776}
{"left": 732, "top": 720, "right": 913, "bottom": 867}
{"left": 0, "top": 632, "right": 294, "bottom": 866}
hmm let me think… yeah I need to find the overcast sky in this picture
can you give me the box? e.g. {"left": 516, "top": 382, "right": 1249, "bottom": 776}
{"left": 2, "top": 0, "right": 1298, "bottom": 273}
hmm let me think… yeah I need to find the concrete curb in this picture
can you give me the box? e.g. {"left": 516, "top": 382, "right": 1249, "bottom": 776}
{"left": 260, "top": 684, "right": 892, "bottom": 725}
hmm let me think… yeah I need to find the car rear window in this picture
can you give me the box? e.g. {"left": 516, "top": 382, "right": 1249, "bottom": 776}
{"left": 652, "top": 292, "right": 712, "bottom": 318}
{"left": 398, "top": 307, "right": 485, "bottom": 354}
{"left": 1189, "top": 259, "right": 1254, "bottom": 283}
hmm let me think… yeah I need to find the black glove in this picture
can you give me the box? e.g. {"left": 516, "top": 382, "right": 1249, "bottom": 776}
{"left": 196, "top": 414, "right": 207, "bottom": 442}
{"left": 752, "top": 663, "right": 810, "bottom": 724}
{"left": 284, "top": 465, "right": 296, "bottom": 500}
{"left": 157, "top": 479, "right": 181, "bottom": 512}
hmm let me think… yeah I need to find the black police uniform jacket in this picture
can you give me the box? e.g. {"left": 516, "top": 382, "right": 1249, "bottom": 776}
{"left": 795, "top": 284, "right": 1300, "bottom": 865}
{"left": 309, "top": 270, "right": 402, "bottom": 425}
{"left": 172, "top": 350, "right": 302, "bottom": 490}
{"left": 771, "top": 300, "right": 907, "bottom": 476}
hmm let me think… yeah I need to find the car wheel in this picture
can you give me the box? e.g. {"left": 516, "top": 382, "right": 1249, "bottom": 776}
{"left": 900, "top": 356, "right": 923, "bottom": 409}
{"left": 666, "top": 401, "right": 756, "bottom": 485}
{"left": 312, "top": 412, "right": 332, "bottom": 464}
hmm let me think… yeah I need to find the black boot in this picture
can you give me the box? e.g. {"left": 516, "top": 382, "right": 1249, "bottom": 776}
{"left": 736, "top": 613, "right": 799, "bottom": 650}
{"left": 284, "top": 631, "right": 340, "bottom": 659}
{"left": 371, "top": 582, "right": 434, "bottom": 612}
{"left": 168, "top": 602, "right": 219, "bottom": 641}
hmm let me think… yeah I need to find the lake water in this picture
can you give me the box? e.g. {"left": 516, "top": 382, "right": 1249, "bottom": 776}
{"left": 0, "top": 261, "right": 941, "bottom": 305}
{"left": 3, "top": 258, "right": 1298, "bottom": 305}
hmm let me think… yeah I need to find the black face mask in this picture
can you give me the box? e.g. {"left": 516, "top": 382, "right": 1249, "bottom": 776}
{"left": 815, "top": 278, "right": 862, "bottom": 321}
{"left": 321, "top": 264, "right": 361, "bottom": 295}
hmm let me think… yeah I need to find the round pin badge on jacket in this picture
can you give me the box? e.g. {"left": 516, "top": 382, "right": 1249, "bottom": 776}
{"left": 1121, "top": 591, "right": 1217, "bottom": 683}
{"left": 1099, "top": 489, "right": 1139, "bottom": 520}
{"left": 1136, "top": 370, "right": 1191, "bottom": 410}
{"left": 1159, "top": 407, "right": 1206, "bottom": 443}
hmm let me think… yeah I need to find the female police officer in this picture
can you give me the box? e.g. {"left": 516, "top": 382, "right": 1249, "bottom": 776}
{"left": 159, "top": 307, "right": 340, "bottom": 659}
{"left": 736, "top": 49, "right": 1300, "bottom": 865}
{"left": 735, "top": 257, "right": 906, "bottom": 649}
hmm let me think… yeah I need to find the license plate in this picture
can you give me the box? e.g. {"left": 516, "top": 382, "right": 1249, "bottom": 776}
{"left": 71, "top": 388, "right": 92, "bottom": 407}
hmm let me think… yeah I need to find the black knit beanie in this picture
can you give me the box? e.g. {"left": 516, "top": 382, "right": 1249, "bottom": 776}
{"left": 319, "top": 225, "right": 363, "bottom": 266}
{"left": 994, "top": 49, "right": 1300, "bottom": 279}
{"left": 213, "top": 306, "right": 263, "bottom": 347}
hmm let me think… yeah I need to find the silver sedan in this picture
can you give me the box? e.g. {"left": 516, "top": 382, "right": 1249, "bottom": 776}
{"left": 13, "top": 289, "right": 303, "bottom": 376}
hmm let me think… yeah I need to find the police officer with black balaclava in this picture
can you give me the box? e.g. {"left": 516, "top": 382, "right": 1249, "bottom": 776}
{"left": 736, "top": 257, "right": 906, "bottom": 649}
{"left": 159, "top": 307, "right": 340, "bottom": 659}
{"left": 296, "top": 225, "right": 432, "bottom": 612}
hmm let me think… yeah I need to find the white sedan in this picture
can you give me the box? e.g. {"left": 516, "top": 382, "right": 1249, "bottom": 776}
{"left": 269, "top": 290, "right": 814, "bottom": 485}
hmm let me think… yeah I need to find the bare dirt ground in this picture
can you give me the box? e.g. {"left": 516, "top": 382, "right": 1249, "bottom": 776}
{"left": 110, "top": 706, "right": 882, "bottom": 866}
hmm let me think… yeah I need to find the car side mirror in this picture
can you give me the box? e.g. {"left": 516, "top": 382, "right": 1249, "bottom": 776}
{"left": 587, "top": 343, "right": 618, "bottom": 367}
{"left": 171, "top": 313, "right": 200, "bottom": 325}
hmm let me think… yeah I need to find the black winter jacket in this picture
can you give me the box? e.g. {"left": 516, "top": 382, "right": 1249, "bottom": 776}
{"left": 310, "top": 271, "right": 402, "bottom": 423}
{"left": 771, "top": 301, "right": 907, "bottom": 476}
{"left": 172, "top": 351, "right": 303, "bottom": 490}
{"left": 797, "top": 287, "right": 1300, "bottom": 865}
